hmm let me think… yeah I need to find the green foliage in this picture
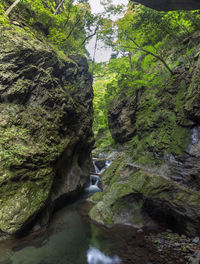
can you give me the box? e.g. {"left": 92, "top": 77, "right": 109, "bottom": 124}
{"left": 0, "top": 4, "right": 9, "bottom": 25}
{"left": 91, "top": 3, "right": 200, "bottom": 159}
{"left": 0, "top": 0, "right": 109, "bottom": 57}
{"left": 92, "top": 75, "right": 116, "bottom": 151}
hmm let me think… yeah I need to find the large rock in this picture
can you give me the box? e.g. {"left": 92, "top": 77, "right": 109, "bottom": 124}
{"left": 0, "top": 26, "right": 94, "bottom": 235}
{"left": 89, "top": 153, "right": 200, "bottom": 236}
{"left": 133, "top": 0, "right": 200, "bottom": 11}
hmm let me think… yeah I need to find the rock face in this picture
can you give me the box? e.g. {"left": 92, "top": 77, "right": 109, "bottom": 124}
{"left": 91, "top": 35, "right": 200, "bottom": 236}
{"left": 108, "top": 52, "right": 200, "bottom": 191}
{"left": 133, "top": 0, "right": 200, "bottom": 11}
{"left": 89, "top": 153, "right": 200, "bottom": 236}
{"left": 108, "top": 91, "right": 139, "bottom": 143}
{"left": 0, "top": 26, "right": 94, "bottom": 236}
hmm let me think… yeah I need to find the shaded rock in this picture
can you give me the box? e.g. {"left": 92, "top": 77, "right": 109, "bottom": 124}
{"left": 185, "top": 58, "right": 200, "bottom": 123}
{"left": 165, "top": 127, "right": 200, "bottom": 191}
{"left": 94, "top": 159, "right": 106, "bottom": 171}
{"left": 193, "top": 237, "right": 200, "bottom": 244}
{"left": 132, "top": 0, "right": 200, "bottom": 11}
{"left": 191, "top": 250, "right": 200, "bottom": 264}
{"left": 0, "top": 26, "right": 94, "bottom": 236}
{"left": 108, "top": 91, "right": 140, "bottom": 143}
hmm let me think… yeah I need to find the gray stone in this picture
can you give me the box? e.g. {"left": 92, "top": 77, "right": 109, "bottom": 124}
{"left": 191, "top": 250, "right": 200, "bottom": 264}
{"left": 193, "top": 237, "right": 200, "bottom": 244}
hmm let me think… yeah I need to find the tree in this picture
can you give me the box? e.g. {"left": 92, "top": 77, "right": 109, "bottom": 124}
{"left": 114, "top": 5, "right": 176, "bottom": 74}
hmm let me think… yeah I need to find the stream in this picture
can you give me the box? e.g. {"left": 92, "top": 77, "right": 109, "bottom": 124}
{"left": 0, "top": 199, "right": 187, "bottom": 264}
{"left": 0, "top": 199, "right": 119, "bottom": 264}
{"left": 0, "top": 159, "right": 187, "bottom": 264}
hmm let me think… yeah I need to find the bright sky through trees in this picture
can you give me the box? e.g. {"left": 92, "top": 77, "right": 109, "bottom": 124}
{"left": 87, "top": 0, "right": 128, "bottom": 62}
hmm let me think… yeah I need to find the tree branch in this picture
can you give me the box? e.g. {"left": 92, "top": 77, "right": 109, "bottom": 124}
{"left": 66, "top": 17, "right": 81, "bottom": 39}
{"left": 126, "top": 37, "right": 174, "bottom": 75}
{"left": 81, "top": 26, "right": 99, "bottom": 46}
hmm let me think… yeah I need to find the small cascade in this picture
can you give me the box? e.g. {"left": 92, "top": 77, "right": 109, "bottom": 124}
{"left": 93, "top": 160, "right": 101, "bottom": 174}
{"left": 85, "top": 156, "right": 112, "bottom": 195}
{"left": 90, "top": 174, "right": 100, "bottom": 186}
{"left": 99, "top": 160, "right": 112, "bottom": 174}
{"left": 85, "top": 174, "right": 101, "bottom": 194}
{"left": 87, "top": 246, "right": 121, "bottom": 264}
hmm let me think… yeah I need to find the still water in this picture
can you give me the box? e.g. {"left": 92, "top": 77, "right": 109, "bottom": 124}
{"left": 0, "top": 200, "right": 121, "bottom": 264}
{"left": 0, "top": 198, "right": 186, "bottom": 264}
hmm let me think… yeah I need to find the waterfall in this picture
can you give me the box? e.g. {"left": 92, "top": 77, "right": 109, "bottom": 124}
{"left": 90, "top": 174, "right": 100, "bottom": 186}
{"left": 93, "top": 160, "right": 101, "bottom": 174}
{"left": 84, "top": 174, "right": 101, "bottom": 194}
{"left": 93, "top": 159, "right": 112, "bottom": 174}
{"left": 87, "top": 246, "right": 121, "bottom": 264}
{"left": 85, "top": 156, "right": 112, "bottom": 195}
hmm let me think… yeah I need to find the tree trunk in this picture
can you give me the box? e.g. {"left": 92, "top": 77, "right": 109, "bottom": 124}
{"left": 92, "top": 34, "right": 98, "bottom": 73}
{"left": 5, "top": 0, "right": 21, "bottom": 16}
{"left": 54, "top": 0, "right": 65, "bottom": 15}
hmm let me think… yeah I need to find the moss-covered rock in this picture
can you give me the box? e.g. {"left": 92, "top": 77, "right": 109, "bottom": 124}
{"left": 89, "top": 153, "right": 200, "bottom": 236}
{"left": 185, "top": 57, "right": 200, "bottom": 123}
{"left": 0, "top": 25, "right": 94, "bottom": 235}
{"left": 107, "top": 45, "right": 200, "bottom": 190}
{"left": 108, "top": 91, "right": 139, "bottom": 143}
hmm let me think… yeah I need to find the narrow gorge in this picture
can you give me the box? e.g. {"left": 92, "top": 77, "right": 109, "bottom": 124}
{"left": 1, "top": 0, "right": 200, "bottom": 264}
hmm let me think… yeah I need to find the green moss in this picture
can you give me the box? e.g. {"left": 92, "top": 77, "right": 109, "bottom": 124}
{"left": 89, "top": 156, "right": 200, "bottom": 230}
{"left": 0, "top": 25, "right": 93, "bottom": 235}
{"left": 184, "top": 57, "right": 200, "bottom": 119}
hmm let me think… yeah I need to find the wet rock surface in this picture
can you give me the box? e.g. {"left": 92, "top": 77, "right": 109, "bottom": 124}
{"left": 93, "top": 158, "right": 106, "bottom": 172}
{"left": 81, "top": 202, "right": 190, "bottom": 264}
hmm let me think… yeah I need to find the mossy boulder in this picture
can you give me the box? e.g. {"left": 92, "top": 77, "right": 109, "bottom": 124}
{"left": 0, "top": 26, "right": 94, "bottom": 235}
{"left": 89, "top": 154, "right": 200, "bottom": 236}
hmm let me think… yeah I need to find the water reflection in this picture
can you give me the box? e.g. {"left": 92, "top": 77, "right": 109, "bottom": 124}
{"left": 87, "top": 246, "right": 121, "bottom": 264}
{"left": 0, "top": 201, "right": 120, "bottom": 264}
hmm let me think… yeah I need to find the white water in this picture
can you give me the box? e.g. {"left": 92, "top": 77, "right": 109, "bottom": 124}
{"left": 85, "top": 174, "right": 101, "bottom": 193}
{"left": 98, "top": 160, "right": 112, "bottom": 174}
{"left": 87, "top": 246, "right": 121, "bottom": 264}
{"left": 192, "top": 127, "right": 200, "bottom": 144}
{"left": 90, "top": 175, "right": 100, "bottom": 186}
{"left": 93, "top": 160, "right": 101, "bottom": 174}
{"left": 85, "top": 156, "right": 112, "bottom": 194}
